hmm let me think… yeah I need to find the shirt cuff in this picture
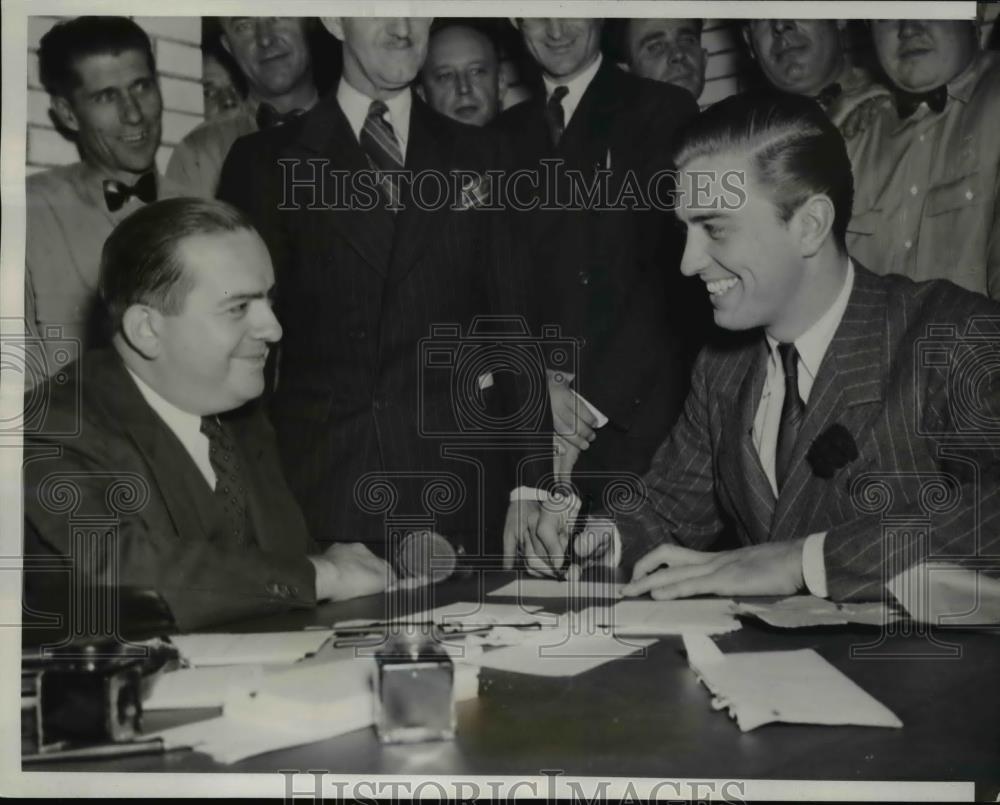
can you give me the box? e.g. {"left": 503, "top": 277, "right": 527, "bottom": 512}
{"left": 802, "top": 531, "right": 829, "bottom": 598}
{"left": 570, "top": 389, "right": 609, "bottom": 428}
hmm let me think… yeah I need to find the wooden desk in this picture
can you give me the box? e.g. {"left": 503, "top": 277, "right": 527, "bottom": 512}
{"left": 25, "top": 572, "right": 1000, "bottom": 799}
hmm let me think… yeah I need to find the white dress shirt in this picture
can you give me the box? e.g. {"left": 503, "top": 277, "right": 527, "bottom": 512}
{"left": 125, "top": 367, "right": 215, "bottom": 490}
{"left": 336, "top": 77, "right": 411, "bottom": 162}
{"left": 542, "top": 52, "right": 603, "bottom": 128}
{"left": 753, "top": 260, "right": 855, "bottom": 597}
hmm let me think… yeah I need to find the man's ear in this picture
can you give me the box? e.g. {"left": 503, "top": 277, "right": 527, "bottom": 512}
{"left": 50, "top": 96, "right": 79, "bottom": 133}
{"left": 496, "top": 68, "right": 509, "bottom": 104}
{"left": 415, "top": 83, "right": 426, "bottom": 102}
{"left": 121, "top": 304, "right": 163, "bottom": 360}
{"left": 321, "top": 17, "right": 345, "bottom": 42}
{"left": 740, "top": 25, "right": 755, "bottom": 60}
{"left": 794, "top": 194, "right": 836, "bottom": 258}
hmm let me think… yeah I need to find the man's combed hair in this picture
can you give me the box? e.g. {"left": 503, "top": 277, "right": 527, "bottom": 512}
{"left": 672, "top": 89, "right": 854, "bottom": 249}
{"left": 100, "top": 198, "right": 255, "bottom": 329}
{"left": 38, "top": 16, "right": 155, "bottom": 98}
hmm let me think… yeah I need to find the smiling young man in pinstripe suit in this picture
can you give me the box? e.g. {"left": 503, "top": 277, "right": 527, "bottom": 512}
{"left": 535, "top": 90, "right": 1000, "bottom": 603}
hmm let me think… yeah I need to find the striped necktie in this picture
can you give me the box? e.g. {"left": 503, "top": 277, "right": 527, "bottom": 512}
{"left": 360, "top": 99, "right": 404, "bottom": 211}
{"left": 775, "top": 343, "right": 805, "bottom": 492}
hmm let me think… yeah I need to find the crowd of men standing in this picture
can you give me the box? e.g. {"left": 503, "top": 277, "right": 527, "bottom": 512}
{"left": 21, "top": 15, "right": 1000, "bottom": 629}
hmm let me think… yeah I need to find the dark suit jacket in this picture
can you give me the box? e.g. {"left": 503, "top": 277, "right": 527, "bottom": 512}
{"left": 619, "top": 266, "right": 1000, "bottom": 601}
{"left": 23, "top": 349, "right": 317, "bottom": 631}
{"left": 493, "top": 62, "right": 708, "bottom": 507}
{"left": 218, "top": 92, "right": 545, "bottom": 552}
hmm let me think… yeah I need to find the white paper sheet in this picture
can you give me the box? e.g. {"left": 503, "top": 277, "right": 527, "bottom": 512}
{"left": 169, "top": 631, "right": 333, "bottom": 666}
{"left": 464, "top": 631, "right": 654, "bottom": 677}
{"left": 583, "top": 599, "right": 741, "bottom": 635}
{"left": 735, "top": 596, "right": 900, "bottom": 628}
{"left": 143, "top": 665, "right": 263, "bottom": 710}
{"left": 152, "top": 657, "right": 480, "bottom": 764}
{"left": 487, "top": 578, "right": 624, "bottom": 599}
{"left": 888, "top": 561, "right": 1000, "bottom": 626}
{"left": 335, "top": 602, "right": 553, "bottom": 631}
{"left": 682, "top": 635, "right": 902, "bottom": 731}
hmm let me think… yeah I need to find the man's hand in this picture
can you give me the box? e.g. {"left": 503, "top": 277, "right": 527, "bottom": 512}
{"left": 620, "top": 540, "right": 806, "bottom": 599}
{"left": 502, "top": 494, "right": 580, "bottom": 577}
{"left": 564, "top": 517, "right": 619, "bottom": 581}
{"left": 548, "top": 369, "right": 598, "bottom": 453}
{"left": 311, "top": 542, "right": 397, "bottom": 601}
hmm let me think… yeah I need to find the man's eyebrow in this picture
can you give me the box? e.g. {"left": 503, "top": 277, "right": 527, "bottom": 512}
{"left": 217, "top": 290, "right": 268, "bottom": 306}
{"left": 638, "top": 31, "right": 666, "bottom": 48}
{"left": 687, "top": 211, "right": 730, "bottom": 224}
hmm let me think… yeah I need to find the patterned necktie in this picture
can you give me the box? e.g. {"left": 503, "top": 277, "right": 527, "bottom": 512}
{"left": 200, "top": 416, "right": 249, "bottom": 547}
{"left": 255, "top": 102, "right": 305, "bottom": 130}
{"left": 360, "top": 99, "right": 404, "bottom": 211}
{"left": 103, "top": 172, "right": 157, "bottom": 212}
{"left": 545, "top": 85, "right": 569, "bottom": 147}
{"left": 894, "top": 85, "right": 948, "bottom": 120}
{"left": 775, "top": 343, "right": 806, "bottom": 492}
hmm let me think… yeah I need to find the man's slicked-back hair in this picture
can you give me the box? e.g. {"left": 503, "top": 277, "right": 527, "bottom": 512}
{"left": 38, "top": 16, "right": 156, "bottom": 99}
{"left": 673, "top": 89, "right": 854, "bottom": 249}
{"left": 100, "top": 197, "right": 256, "bottom": 330}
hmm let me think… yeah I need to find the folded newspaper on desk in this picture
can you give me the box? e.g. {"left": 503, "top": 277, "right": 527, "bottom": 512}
{"left": 682, "top": 635, "right": 902, "bottom": 732}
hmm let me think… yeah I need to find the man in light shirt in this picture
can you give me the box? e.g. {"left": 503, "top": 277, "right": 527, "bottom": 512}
{"left": 23, "top": 199, "right": 396, "bottom": 631}
{"left": 519, "top": 90, "right": 1000, "bottom": 604}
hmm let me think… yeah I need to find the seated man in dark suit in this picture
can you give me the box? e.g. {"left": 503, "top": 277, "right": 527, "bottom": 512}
{"left": 23, "top": 198, "right": 396, "bottom": 631}
{"left": 523, "top": 90, "right": 1000, "bottom": 603}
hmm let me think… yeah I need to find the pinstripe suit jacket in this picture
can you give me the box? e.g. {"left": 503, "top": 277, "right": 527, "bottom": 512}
{"left": 218, "top": 91, "right": 545, "bottom": 552}
{"left": 619, "top": 265, "right": 1000, "bottom": 601}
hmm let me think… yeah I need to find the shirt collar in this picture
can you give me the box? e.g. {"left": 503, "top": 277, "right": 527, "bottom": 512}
{"left": 543, "top": 51, "right": 603, "bottom": 127}
{"left": 948, "top": 49, "right": 993, "bottom": 104}
{"left": 766, "top": 259, "right": 855, "bottom": 383}
{"left": 336, "top": 77, "right": 411, "bottom": 155}
{"left": 125, "top": 365, "right": 205, "bottom": 441}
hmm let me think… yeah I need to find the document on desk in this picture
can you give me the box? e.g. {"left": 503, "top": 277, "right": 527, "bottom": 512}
{"left": 735, "top": 596, "right": 901, "bottom": 628}
{"left": 168, "top": 630, "right": 333, "bottom": 666}
{"left": 465, "top": 631, "right": 654, "bottom": 677}
{"left": 143, "top": 665, "right": 264, "bottom": 710}
{"left": 888, "top": 561, "right": 1000, "bottom": 626}
{"left": 335, "top": 602, "right": 553, "bottom": 631}
{"left": 151, "top": 656, "right": 480, "bottom": 764}
{"left": 682, "top": 635, "right": 903, "bottom": 732}
{"left": 583, "top": 599, "right": 742, "bottom": 635}
{"left": 488, "top": 578, "right": 624, "bottom": 599}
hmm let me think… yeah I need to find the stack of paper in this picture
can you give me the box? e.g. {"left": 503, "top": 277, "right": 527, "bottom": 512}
{"left": 143, "top": 665, "right": 263, "bottom": 710}
{"left": 682, "top": 635, "right": 902, "bottom": 732}
{"left": 582, "top": 599, "right": 741, "bottom": 636}
{"left": 169, "top": 631, "right": 333, "bottom": 666}
{"left": 888, "top": 561, "right": 1000, "bottom": 626}
{"left": 735, "top": 596, "right": 899, "bottom": 628}
{"left": 487, "top": 578, "right": 623, "bottom": 599}
{"left": 150, "top": 656, "right": 480, "bottom": 764}
{"left": 463, "top": 630, "right": 654, "bottom": 677}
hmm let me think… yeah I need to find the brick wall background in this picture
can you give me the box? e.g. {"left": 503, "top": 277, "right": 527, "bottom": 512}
{"left": 25, "top": 10, "right": 999, "bottom": 175}
{"left": 26, "top": 16, "right": 204, "bottom": 177}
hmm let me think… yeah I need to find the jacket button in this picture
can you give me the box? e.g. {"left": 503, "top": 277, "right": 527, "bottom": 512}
{"left": 577, "top": 271, "right": 590, "bottom": 286}
{"left": 350, "top": 328, "right": 366, "bottom": 340}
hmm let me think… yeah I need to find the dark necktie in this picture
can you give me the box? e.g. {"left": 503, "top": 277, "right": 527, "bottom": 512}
{"left": 200, "top": 416, "right": 249, "bottom": 547}
{"left": 255, "top": 102, "right": 305, "bottom": 130}
{"left": 815, "top": 82, "right": 843, "bottom": 110}
{"left": 545, "top": 85, "right": 569, "bottom": 147}
{"left": 894, "top": 85, "right": 948, "bottom": 120}
{"left": 775, "top": 343, "right": 806, "bottom": 492}
{"left": 360, "top": 99, "right": 404, "bottom": 210}
{"left": 103, "top": 172, "right": 157, "bottom": 212}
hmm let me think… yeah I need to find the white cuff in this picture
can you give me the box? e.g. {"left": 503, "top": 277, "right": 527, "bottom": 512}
{"left": 570, "top": 389, "right": 609, "bottom": 428}
{"left": 510, "top": 486, "right": 548, "bottom": 502}
{"left": 802, "top": 531, "right": 829, "bottom": 598}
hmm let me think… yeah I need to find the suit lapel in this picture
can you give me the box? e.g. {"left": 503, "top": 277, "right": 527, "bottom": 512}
{"left": 92, "top": 352, "right": 218, "bottom": 544}
{"left": 771, "top": 267, "right": 887, "bottom": 538}
{"left": 725, "top": 340, "right": 777, "bottom": 541}
{"left": 225, "top": 408, "right": 278, "bottom": 552}
{"left": 559, "top": 62, "right": 621, "bottom": 172}
{"left": 387, "top": 97, "right": 444, "bottom": 284}
{"left": 291, "top": 95, "right": 394, "bottom": 276}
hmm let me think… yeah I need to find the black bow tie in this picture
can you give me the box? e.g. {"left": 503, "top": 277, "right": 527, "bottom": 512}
{"left": 103, "top": 172, "right": 157, "bottom": 212}
{"left": 255, "top": 103, "right": 305, "bottom": 130}
{"left": 894, "top": 85, "right": 948, "bottom": 119}
{"left": 815, "top": 82, "right": 843, "bottom": 109}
